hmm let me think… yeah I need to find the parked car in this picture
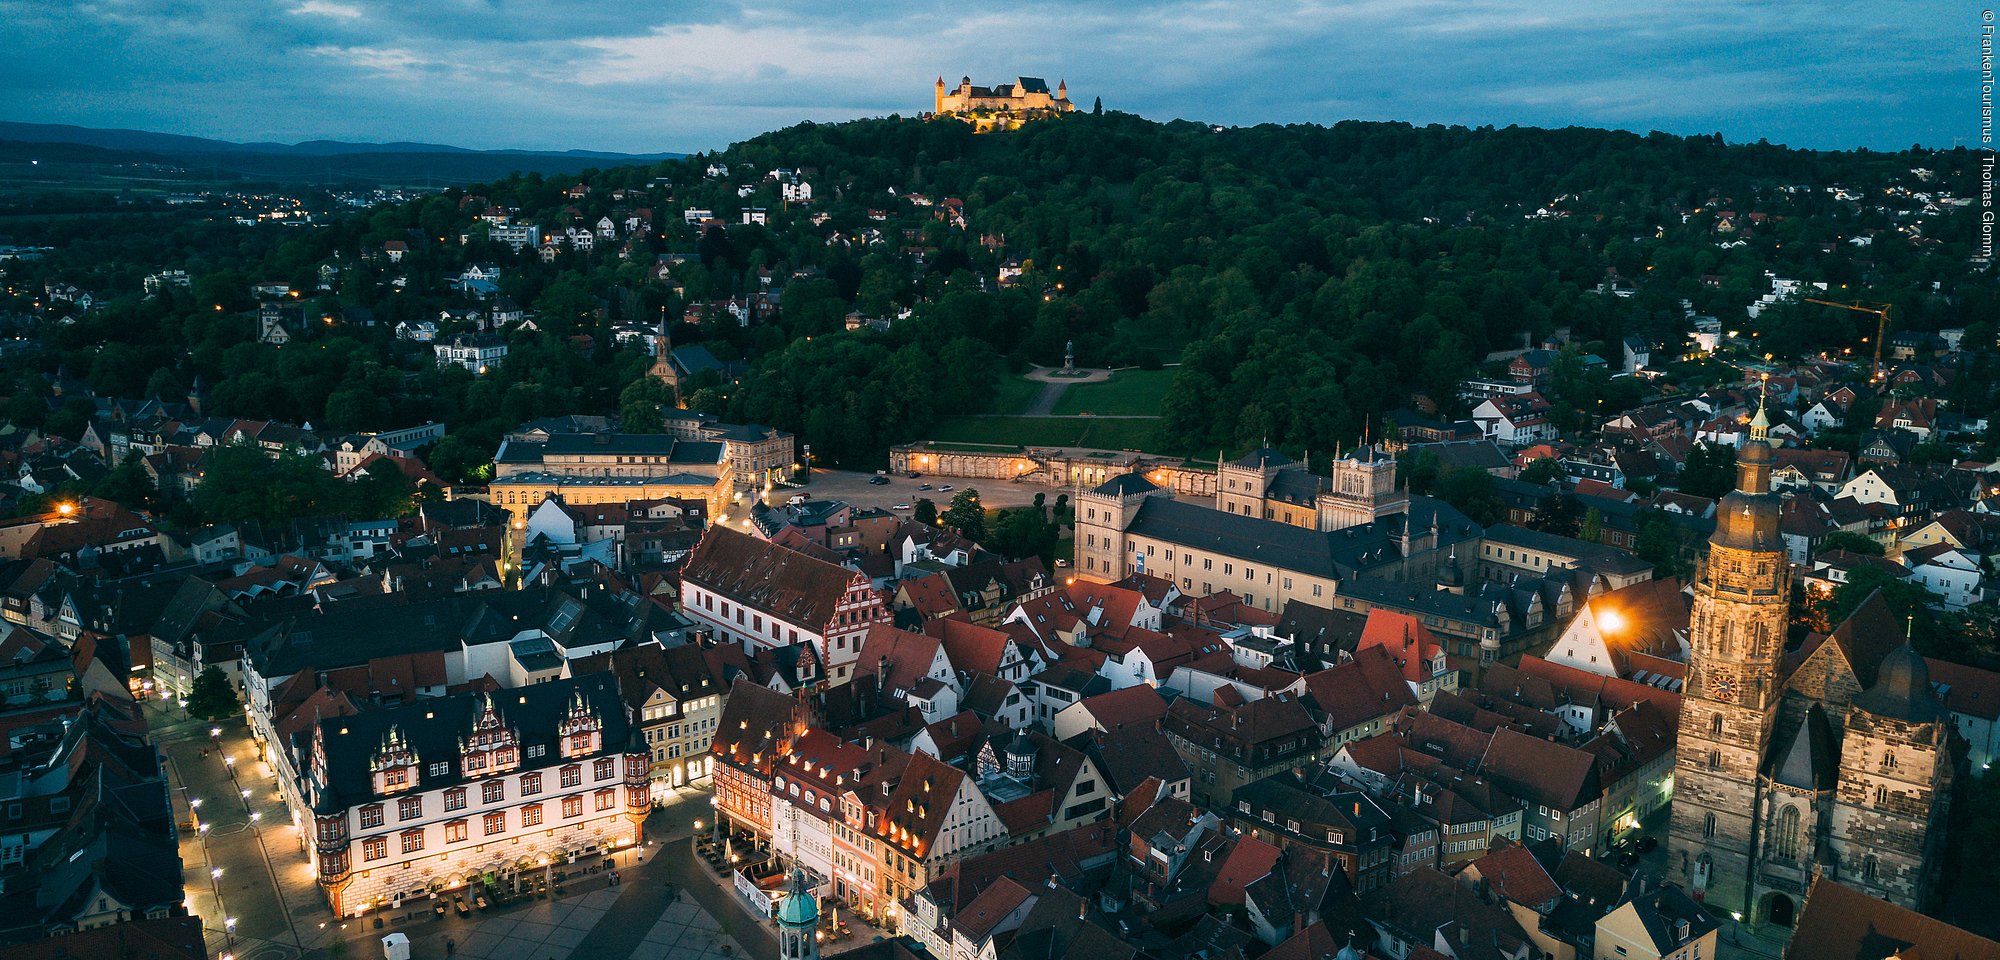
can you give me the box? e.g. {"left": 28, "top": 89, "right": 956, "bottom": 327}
{"left": 939, "top": 484, "right": 954, "bottom": 491}
{"left": 868, "top": 476, "right": 890, "bottom": 485}
{"left": 892, "top": 502, "right": 912, "bottom": 511}
{"left": 786, "top": 494, "right": 810, "bottom": 505}
{"left": 917, "top": 483, "right": 932, "bottom": 490}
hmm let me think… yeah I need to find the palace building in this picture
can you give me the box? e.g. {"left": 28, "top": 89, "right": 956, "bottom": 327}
{"left": 295, "top": 675, "right": 649, "bottom": 917}
{"left": 1072, "top": 446, "right": 1478, "bottom": 616}
{"left": 931, "top": 76, "right": 1074, "bottom": 131}
{"left": 489, "top": 432, "right": 735, "bottom": 526}
{"left": 1665, "top": 396, "right": 1955, "bottom": 934}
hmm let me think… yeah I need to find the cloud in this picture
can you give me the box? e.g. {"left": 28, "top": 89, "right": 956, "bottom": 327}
{"left": 290, "top": 0, "right": 362, "bottom": 19}
{"left": 0, "top": 0, "right": 1963, "bottom": 153}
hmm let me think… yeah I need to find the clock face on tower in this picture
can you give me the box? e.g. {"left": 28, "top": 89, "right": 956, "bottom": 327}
{"left": 1709, "top": 675, "right": 1736, "bottom": 702}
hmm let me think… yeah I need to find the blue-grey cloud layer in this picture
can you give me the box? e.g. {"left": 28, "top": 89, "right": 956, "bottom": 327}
{"left": 0, "top": 0, "right": 1960, "bottom": 153}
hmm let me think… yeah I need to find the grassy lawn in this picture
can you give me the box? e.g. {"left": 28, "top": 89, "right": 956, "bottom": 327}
{"left": 926, "top": 416, "right": 1186, "bottom": 456}
{"left": 985, "top": 374, "right": 1045, "bottom": 415}
{"left": 1051, "top": 368, "right": 1176, "bottom": 416}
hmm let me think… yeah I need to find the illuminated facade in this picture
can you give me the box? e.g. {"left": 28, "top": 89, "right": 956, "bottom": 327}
{"left": 296, "top": 676, "right": 647, "bottom": 917}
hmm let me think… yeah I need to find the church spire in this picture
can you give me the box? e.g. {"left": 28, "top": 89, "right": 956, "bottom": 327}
{"left": 1749, "top": 374, "right": 1771, "bottom": 442}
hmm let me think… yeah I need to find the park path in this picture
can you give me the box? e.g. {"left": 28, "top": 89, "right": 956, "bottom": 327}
{"left": 1022, "top": 381, "right": 1067, "bottom": 416}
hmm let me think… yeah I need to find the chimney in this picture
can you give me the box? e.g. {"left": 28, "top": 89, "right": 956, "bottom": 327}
{"left": 1458, "top": 925, "right": 1469, "bottom": 948}
{"left": 1077, "top": 898, "right": 1087, "bottom": 921}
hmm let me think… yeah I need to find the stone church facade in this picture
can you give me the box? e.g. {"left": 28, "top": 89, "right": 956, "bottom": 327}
{"left": 1666, "top": 400, "right": 1955, "bottom": 934}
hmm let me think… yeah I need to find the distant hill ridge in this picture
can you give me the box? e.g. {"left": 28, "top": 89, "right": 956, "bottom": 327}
{"left": 0, "top": 120, "right": 678, "bottom": 161}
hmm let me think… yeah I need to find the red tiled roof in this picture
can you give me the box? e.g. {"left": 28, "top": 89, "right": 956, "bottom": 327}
{"left": 1357, "top": 609, "right": 1445, "bottom": 685}
{"left": 928, "top": 617, "right": 1016, "bottom": 675}
{"left": 1069, "top": 685, "right": 1169, "bottom": 730}
{"left": 1207, "top": 834, "right": 1282, "bottom": 907}
{"left": 1468, "top": 840, "right": 1560, "bottom": 909}
{"left": 898, "top": 572, "right": 960, "bottom": 619}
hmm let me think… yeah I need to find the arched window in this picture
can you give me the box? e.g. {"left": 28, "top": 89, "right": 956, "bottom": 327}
{"left": 1702, "top": 812, "right": 1716, "bottom": 838}
{"left": 1862, "top": 854, "right": 1878, "bottom": 882}
{"left": 1708, "top": 749, "right": 1721, "bottom": 770}
{"left": 1710, "top": 714, "right": 1724, "bottom": 737}
{"left": 1774, "top": 805, "right": 1800, "bottom": 860}
{"left": 1883, "top": 751, "right": 1898, "bottom": 770}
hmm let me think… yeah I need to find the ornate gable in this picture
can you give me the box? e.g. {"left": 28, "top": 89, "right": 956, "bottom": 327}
{"left": 558, "top": 690, "right": 603, "bottom": 758}
{"left": 460, "top": 692, "right": 521, "bottom": 777}
{"left": 369, "top": 725, "right": 420, "bottom": 795}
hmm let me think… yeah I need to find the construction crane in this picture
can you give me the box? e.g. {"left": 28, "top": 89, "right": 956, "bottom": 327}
{"left": 1801, "top": 298, "right": 1893, "bottom": 381}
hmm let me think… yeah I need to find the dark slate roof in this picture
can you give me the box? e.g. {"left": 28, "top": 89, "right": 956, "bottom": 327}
{"left": 311, "top": 672, "right": 629, "bottom": 810}
{"left": 1122, "top": 495, "right": 1478, "bottom": 581}
{"left": 1231, "top": 447, "right": 1293, "bottom": 469}
{"left": 1092, "top": 473, "right": 1159, "bottom": 497}
{"left": 1411, "top": 439, "right": 1512, "bottom": 471}
{"left": 1770, "top": 704, "right": 1837, "bottom": 791}
{"left": 1483, "top": 524, "right": 1652, "bottom": 576}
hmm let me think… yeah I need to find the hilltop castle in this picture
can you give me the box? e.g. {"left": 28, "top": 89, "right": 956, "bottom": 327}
{"left": 931, "top": 76, "right": 1074, "bottom": 131}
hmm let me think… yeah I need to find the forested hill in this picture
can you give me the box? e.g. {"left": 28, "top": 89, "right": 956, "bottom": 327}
{"left": 3, "top": 111, "right": 1985, "bottom": 484}
{"left": 687, "top": 114, "right": 1981, "bottom": 461}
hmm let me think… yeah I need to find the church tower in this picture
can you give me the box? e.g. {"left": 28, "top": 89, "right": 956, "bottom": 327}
{"left": 776, "top": 865, "right": 820, "bottom": 960}
{"left": 1667, "top": 390, "right": 1790, "bottom": 915}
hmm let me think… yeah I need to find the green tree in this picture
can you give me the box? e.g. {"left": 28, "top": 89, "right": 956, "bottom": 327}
{"left": 92, "top": 454, "right": 158, "bottom": 509}
{"left": 618, "top": 377, "right": 672, "bottom": 431}
{"left": 1818, "top": 530, "right": 1886, "bottom": 556}
{"left": 186, "top": 665, "right": 240, "bottom": 721}
{"left": 990, "top": 507, "right": 1058, "bottom": 566}
{"left": 1677, "top": 442, "right": 1738, "bottom": 500}
{"left": 939, "top": 488, "right": 987, "bottom": 542}
{"left": 1530, "top": 492, "right": 1583, "bottom": 538}
{"left": 1580, "top": 506, "right": 1603, "bottom": 544}
{"left": 1397, "top": 449, "right": 1445, "bottom": 496}
{"left": 192, "top": 441, "right": 348, "bottom": 526}
{"left": 1633, "top": 508, "right": 1692, "bottom": 579}
{"left": 1813, "top": 563, "right": 1956, "bottom": 657}
{"left": 1436, "top": 467, "right": 1504, "bottom": 526}
{"left": 913, "top": 498, "right": 938, "bottom": 526}
{"left": 1520, "top": 457, "right": 1565, "bottom": 486}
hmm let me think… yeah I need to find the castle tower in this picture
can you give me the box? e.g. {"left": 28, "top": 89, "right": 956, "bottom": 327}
{"left": 1317, "top": 444, "right": 1406, "bottom": 531}
{"left": 1217, "top": 446, "right": 1288, "bottom": 519}
{"left": 1074, "top": 472, "right": 1160, "bottom": 582}
{"left": 776, "top": 865, "right": 820, "bottom": 960}
{"left": 934, "top": 76, "right": 946, "bottom": 114}
{"left": 1666, "top": 389, "right": 1790, "bottom": 915}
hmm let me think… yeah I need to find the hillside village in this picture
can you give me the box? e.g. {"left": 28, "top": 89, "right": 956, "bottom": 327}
{"left": 0, "top": 109, "right": 1993, "bottom": 960}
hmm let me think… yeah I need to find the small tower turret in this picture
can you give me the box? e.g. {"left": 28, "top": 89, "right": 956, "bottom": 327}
{"left": 776, "top": 865, "right": 820, "bottom": 960}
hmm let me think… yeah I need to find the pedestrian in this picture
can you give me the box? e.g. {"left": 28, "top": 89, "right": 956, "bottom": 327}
{"left": 446, "top": 938, "right": 455, "bottom": 956}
